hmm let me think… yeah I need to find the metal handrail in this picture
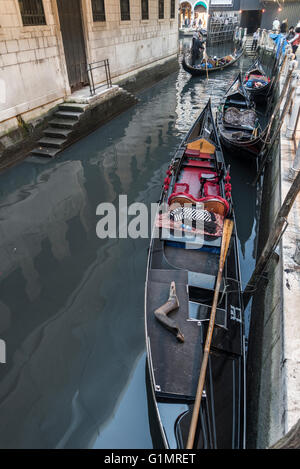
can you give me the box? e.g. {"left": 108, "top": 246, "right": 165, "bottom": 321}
{"left": 87, "top": 59, "right": 112, "bottom": 96}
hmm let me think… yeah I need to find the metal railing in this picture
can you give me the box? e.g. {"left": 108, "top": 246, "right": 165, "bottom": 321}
{"left": 207, "top": 19, "right": 239, "bottom": 45}
{"left": 87, "top": 59, "right": 112, "bottom": 96}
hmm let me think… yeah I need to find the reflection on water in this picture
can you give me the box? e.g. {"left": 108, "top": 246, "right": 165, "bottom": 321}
{"left": 0, "top": 43, "right": 259, "bottom": 448}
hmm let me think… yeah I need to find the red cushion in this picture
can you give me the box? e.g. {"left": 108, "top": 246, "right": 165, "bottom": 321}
{"left": 186, "top": 160, "right": 215, "bottom": 169}
{"left": 185, "top": 149, "right": 200, "bottom": 157}
{"left": 178, "top": 167, "right": 219, "bottom": 199}
{"left": 199, "top": 153, "right": 214, "bottom": 159}
{"left": 174, "top": 183, "right": 189, "bottom": 193}
{"left": 178, "top": 167, "right": 202, "bottom": 199}
{"left": 185, "top": 149, "right": 214, "bottom": 159}
{"left": 203, "top": 181, "right": 220, "bottom": 197}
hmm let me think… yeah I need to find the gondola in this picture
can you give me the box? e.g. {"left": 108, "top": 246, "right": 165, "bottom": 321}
{"left": 145, "top": 100, "right": 246, "bottom": 449}
{"left": 243, "top": 58, "right": 272, "bottom": 103}
{"left": 182, "top": 47, "right": 244, "bottom": 76}
{"left": 217, "top": 73, "right": 266, "bottom": 158}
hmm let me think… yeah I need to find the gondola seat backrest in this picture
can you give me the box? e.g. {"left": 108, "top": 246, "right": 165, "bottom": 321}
{"left": 169, "top": 168, "right": 227, "bottom": 216}
{"left": 168, "top": 192, "right": 229, "bottom": 217}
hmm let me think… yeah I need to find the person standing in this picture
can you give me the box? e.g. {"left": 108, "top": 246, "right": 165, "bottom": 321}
{"left": 289, "top": 27, "right": 300, "bottom": 55}
{"left": 191, "top": 32, "right": 205, "bottom": 66}
{"left": 252, "top": 29, "right": 260, "bottom": 51}
{"left": 280, "top": 19, "right": 288, "bottom": 34}
{"left": 273, "top": 17, "right": 280, "bottom": 32}
{"left": 286, "top": 26, "right": 296, "bottom": 42}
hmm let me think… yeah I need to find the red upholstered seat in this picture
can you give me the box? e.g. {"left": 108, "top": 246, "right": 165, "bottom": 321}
{"left": 177, "top": 167, "right": 202, "bottom": 199}
{"left": 185, "top": 149, "right": 214, "bottom": 159}
{"left": 168, "top": 193, "right": 230, "bottom": 217}
{"left": 185, "top": 160, "right": 215, "bottom": 169}
{"left": 203, "top": 181, "right": 220, "bottom": 197}
{"left": 185, "top": 149, "right": 200, "bottom": 157}
{"left": 199, "top": 153, "right": 214, "bottom": 160}
{"left": 174, "top": 183, "right": 189, "bottom": 193}
{"left": 177, "top": 166, "right": 220, "bottom": 200}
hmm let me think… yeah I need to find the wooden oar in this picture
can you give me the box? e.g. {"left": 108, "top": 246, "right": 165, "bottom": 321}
{"left": 186, "top": 218, "right": 234, "bottom": 449}
{"left": 204, "top": 44, "right": 209, "bottom": 80}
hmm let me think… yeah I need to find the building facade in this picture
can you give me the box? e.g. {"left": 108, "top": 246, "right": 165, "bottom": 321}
{"left": 0, "top": 0, "right": 179, "bottom": 142}
{"left": 179, "top": 1, "right": 209, "bottom": 29}
{"left": 240, "top": 1, "right": 300, "bottom": 33}
{"left": 179, "top": 1, "right": 242, "bottom": 30}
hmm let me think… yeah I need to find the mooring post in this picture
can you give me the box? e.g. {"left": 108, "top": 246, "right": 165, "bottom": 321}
{"left": 244, "top": 169, "right": 300, "bottom": 307}
{"left": 286, "top": 67, "right": 300, "bottom": 140}
{"left": 253, "top": 61, "right": 298, "bottom": 186}
{"left": 289, "top": 141, "right": 300, "bottom": 181}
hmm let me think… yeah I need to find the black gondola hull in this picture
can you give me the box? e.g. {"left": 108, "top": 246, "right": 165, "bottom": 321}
{"left": 217, "top": 74, "right": 266, "bottom": 159}
{"left": 217, "top": 118, "right": 265, "bottom": 159}
{"left": 243, "top": 58, "right": 272, "bottom": 104}
{"left": 145, "top": 102, "right": 246, "bottom": 449}
{"left": 182, "top": 49, "right": 244, "bottom": 77}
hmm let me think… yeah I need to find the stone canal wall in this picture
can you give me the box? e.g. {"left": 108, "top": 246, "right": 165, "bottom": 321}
{"left": 0, "top": 85, "right": 138, "bottom": 172}
{"left": 247, "top": 51, "right": 300, "bottom": 449}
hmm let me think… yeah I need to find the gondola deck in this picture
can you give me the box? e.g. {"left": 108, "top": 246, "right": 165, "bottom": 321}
{"left": 145, "top": 101, "right": 246, "bottom": 449}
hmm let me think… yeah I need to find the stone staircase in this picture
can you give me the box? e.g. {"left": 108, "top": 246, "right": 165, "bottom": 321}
{"left": 244, "top": 36, "right": 257, "bottom": 57}
{"left": 30, "top": 102, "right": 88, "bottom": 158}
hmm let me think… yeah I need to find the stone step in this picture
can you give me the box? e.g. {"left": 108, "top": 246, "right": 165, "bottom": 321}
{"left": 49, "top": 118, "right": 78, "bottom": 129}
{"left": 30, "top": 146, "right": 61, "bottom": 158}
{"left": 43, "top": 127, "right": 73, "bottom": 138}
{"left": 38, "top": 136, "right": 67, "bottom": 148}
{"left": 59, "top": 103, "right": 88, "bottom": 113}
{"left": 55, "top": 110, "right": 82, "bottom": 120}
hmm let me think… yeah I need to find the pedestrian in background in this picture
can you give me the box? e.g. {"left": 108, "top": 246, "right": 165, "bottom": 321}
{"left": 191, "top": 32, "right": 205, "bottom": 65}
{"left": 272, "top": 17, "right": 280, "bottom": 32}
{"left": 252, "top": 29, "right": 260, "bottom": 51}
{"left": 286, "top": 26, "right": 295, "bottom": 42}
{"left": 280, "top": 19, "right": 288, "bottom": 34}
{"left": 289, "top": 27, "right": 300, "bottom": 55}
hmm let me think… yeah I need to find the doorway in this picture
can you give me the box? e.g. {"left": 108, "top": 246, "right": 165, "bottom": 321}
{"left": 57, "top": 0, "right": 88, "bottom": 91}
{"left": 240, "top": 10, "right": 262, "bottom": 34}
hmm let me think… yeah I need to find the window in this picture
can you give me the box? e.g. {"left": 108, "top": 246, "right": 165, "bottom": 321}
{"left": 18, "top": 0, "right": 46, "bottom": 26}
{"left": 92, "top": 0, "right": 106, "bottom": 22}
{"left": 141, "top": 0, "right": 149, "bottom": 20}
{"left": 158, "top": 0, "right": 164, "bottom": 19}
{"left": 120, "top": 0, "right": 130, "bottom": 21}
{"left": 170, "top": 0, "right": 175, "bottom": 19}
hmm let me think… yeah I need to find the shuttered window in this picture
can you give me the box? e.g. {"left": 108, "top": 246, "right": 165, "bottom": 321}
{"left": 158, "top": 0, "right": 164, "bottom": 19}
{"left": 18, "top": 0, "right": 46, "bottom": 26}
{"left": 141, "top": 0, "right": 149, "bottom": 20}
{"left": 170, "top": 0, "right": 175, "bottom": 19}
{"left": 91, "top": 0, "right": 106, "bottom": 22}
{"left": 120, "top": 0, "right": 130, "bottom": 21}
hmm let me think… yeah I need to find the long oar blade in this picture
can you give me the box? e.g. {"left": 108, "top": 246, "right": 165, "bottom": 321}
{"left": 186, "top": 218, "right": 234, "bottom": 449}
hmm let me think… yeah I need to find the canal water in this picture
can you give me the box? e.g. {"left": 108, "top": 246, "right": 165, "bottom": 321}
{"left": 0, "top": 42, "right": 261, "bottom": 449}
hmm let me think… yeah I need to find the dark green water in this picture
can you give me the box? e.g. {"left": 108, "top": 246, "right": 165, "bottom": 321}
{"left": 0, "top": 43, "right": 260, "bottom": 449}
